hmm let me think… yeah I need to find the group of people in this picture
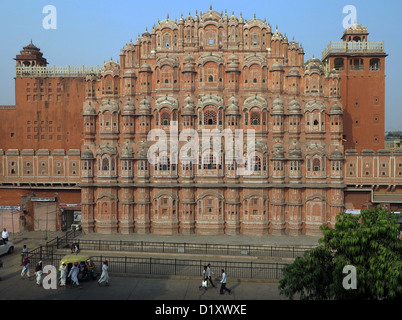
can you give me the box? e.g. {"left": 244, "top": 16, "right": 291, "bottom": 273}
{"left": 20, "top": 256, "right": 43, "bottom": 286}
{"left": 59, "top": 259, "right": 109, "bottom": 288}
{"left": 199, "top": 264, "right": 231, "bottom": 295}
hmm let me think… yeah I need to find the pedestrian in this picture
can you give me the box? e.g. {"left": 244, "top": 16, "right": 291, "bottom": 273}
{"left": 21, "top": 256, "right": 31, "bottom": 279}
{"left": 68, "top": 262, "right": 80, "bottom": 288}
{"left": 220, "top": 269, "right": 231, "bottom": 295}
{"left": 198, "top": 265, "right": 208, "bottom": 291}
{"left": 59, "top": 261, "right": 67, "bottom": 287}
{"left": 207, "top": 263, "right": 216, "bottom": 288}
{"left": 21, "top": 245, "right": 29, "bottom": 265}
{"left": 2, "top": 228, "right": 8, "bottom": 243}
{"left": 98, "top": 260, "right": 109, "bottom": 286}
{"left": 35, "top": 261, "right": 43, "bottom": 286}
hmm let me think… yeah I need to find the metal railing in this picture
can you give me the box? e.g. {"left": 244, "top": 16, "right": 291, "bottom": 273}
{"left": 28, "top": 251, "right": 288, "bottom": 280}
{"left": 53, "top": 239, "right": 312, "bottom": 259}
{"left": 15, "top": 66, "right": 101, "bottom": 78}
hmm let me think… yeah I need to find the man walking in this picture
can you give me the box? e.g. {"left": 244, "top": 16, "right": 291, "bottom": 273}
{"left": 21, "top": 256, "right": 30, "bottom": 279}
{"left": 21, "top": 245, "right": 28, "bottom": 265}
{"left": 98, "top": 260, "right": 109, "bottom": 286}
{"left": 35, "top": 261, "right": 43, "bottom": 286}
{"left": 68, "top": 262, "right": 80, "bottom": 288}
{"left": 59, "top": 261, "right": 67, "bottom": 287}
{"left": 207, "top": 264, "right": 216, "bottom": 288}
{"left": 198, "top": 265, "right": 208, "bottom": 291}
{"left": 220, "top": 269, "right": 231, "bottom": 295}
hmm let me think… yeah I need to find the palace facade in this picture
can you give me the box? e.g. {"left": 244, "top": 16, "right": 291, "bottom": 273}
{"left": 0, "top": 8, "right": 398, "bottom": 236}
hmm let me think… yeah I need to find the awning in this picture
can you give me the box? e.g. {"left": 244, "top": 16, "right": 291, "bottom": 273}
{"left": 372, "top": 194, "right": 402, "bottom": 204}
{"left": 59, "top": 203, "right": 81, "bottom": 209}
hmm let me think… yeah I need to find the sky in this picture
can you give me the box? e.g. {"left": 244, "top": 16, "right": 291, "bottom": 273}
{"left": 0, "top": 0, "right": 401, "bottom": 131}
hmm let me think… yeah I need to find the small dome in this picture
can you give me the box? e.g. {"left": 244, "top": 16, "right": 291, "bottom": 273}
{"left": 288, "top": 100, "right": 301, "bottom": 114}
{"left": 287, "top": 67, "right": 300, "bottom": 76}
{"left": 140, "top": 62, "right": 152, "bottom": 72}
{"left": 123, "top": 100, "right": 135, "bottom": 114}
{"left": 81, "top": 149, "right": 94, "bottom": 160}
{"left": 271, "top": 61, "right": 283, "bottom": 71}
{"left": 226, "top": 96, "right": 239, "bottom": 115}
{"left": 330, "top": 149, "right": 343, "bottom": 159}
{"left": 139, "top": 98, "right": 151, "bottom": 114}
{"left": 83, "top": 102, "right": 96, "bottom": 115}
{"left": 330, "top": 104, "right": 343, "bottom": 114}
{"left": 125, "top": 40, "right": 135, "bottom": 51}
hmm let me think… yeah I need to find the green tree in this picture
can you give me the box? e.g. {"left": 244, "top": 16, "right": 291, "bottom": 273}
{"left": 279, "top": 206, "right": 402, "bottom": 300}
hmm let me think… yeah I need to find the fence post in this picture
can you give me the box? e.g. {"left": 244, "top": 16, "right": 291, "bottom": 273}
{"left": 276, "top": 263, "right": 279, "bottom": 279}
{"left": 125, "top": 256, "right": 127, "bottom": 273}
{"left": 175, "top": 259, "right": 177, "bottom": 275}
{"left": 150, "top": 257, "right": 152, "bottom": 274}
{"left": 40, "top": 246, "right": 43, "bottom": 261}
{"left": 141, "top": 241, "right": 143, "bottom": 252}
{"left": 99, "top": 240, "right": 101, "bottom": 251}
{"left": 251, "top": 261, "right": 253, "bottom": 279}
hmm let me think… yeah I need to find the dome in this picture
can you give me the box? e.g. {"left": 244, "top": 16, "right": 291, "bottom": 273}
{"left": 139, "top": 98, "right": 151, "bottom": 114}
{"left": 288, "top": 100, "right": 301, "bottom": 114}
{"left": 121, "top": 142, "right": 134, "bottom": 159}
{"left": 83, "top": 102, "right": 96, "bottom": 115}
{"left": 287, "top": 67, "right": 300, "bottom": 76}
{"left": 330, "top": 149, "right": 343, "bottom": 159}
{"left": 182, "top": 96, "right": 195, "bottom": 115}
{"left": 125, "top": 40, "right": 135, "bottom": 51}
{"left": 140, "top": 62, "right": 152, "bottom": 73}
{"left": 271, "top": 27, "right": 283, "bottom": 41}
{"left": 226, "top": 96, "right": 239, "bottom": 115}
{"left": 81, "top": 149, "right": 94, "bottom": 160}
{"left": 271, "top": 61, "right": 283, "bottom": 71}
{"left": 272, "top": 98, "right": 284, "bottom": 114}
{"left": 123, "top": 100, "right": 135, "bottom": 114}
{"left": 329, "top": 104, "right": 343, "bottom": 114}
{"left": 123, "top": 69, "right": 136, "bottom": 78}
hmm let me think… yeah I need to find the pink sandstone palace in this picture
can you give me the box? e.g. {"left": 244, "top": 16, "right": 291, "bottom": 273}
{"left": 0, "top": 8, "right": 395, "bottom": 236}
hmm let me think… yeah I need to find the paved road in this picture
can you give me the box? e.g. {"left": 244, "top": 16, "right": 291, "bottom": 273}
{"left": 0, "top": 231, "right": 289, "bottom": 301}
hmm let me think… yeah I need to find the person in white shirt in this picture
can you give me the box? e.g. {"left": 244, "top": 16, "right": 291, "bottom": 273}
{"left": 2, "top": 228, "right": 9, "bottom": 243}
{"left": 68, "top": 262, "right": 80, "bottom": 287}
{"left": 220, "top": 269, "right": 232, "bottom": 295}
{"left": 207, "top": 264, "right": 216, "bottom": 288}
{"left": 59, "top": 261, "right": 67, "bottom": 287}
{"left": 98, "top": 260, "right": 109, "bottom": 286}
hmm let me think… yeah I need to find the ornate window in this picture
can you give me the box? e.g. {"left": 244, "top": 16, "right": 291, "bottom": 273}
{"left": 250, "top": 111, "right": 260, "bottom": 125}
{"left": 204, "top": 109, "right": 217, "bottom": 125}
{"left": 313, "top": 158, "right": 320, "bottom": 172}
{"left": 160, "top": 111, "right": 170, "bottom": 126}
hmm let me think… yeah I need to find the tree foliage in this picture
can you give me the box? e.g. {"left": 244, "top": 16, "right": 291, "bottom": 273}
{"left": 279, "top": 206, "right": 402, "bottom": 300}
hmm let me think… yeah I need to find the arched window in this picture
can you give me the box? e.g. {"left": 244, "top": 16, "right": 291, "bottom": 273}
{"left": 160, "top": 111, "right": 170, "bottom": 126}
{"left": 313, "top": 158, "right": 320, "bottom": 172}
{"left": 250, "top": 111, "right": 260, "bottom": 125}
{"left": 204, "top": 109, "right": 217, "bottom": 125}
{"left": 102, "top": 157, "right": 109, "bottom": 171}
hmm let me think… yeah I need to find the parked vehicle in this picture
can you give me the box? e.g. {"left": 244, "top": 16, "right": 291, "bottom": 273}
{"left": 58, "top": 254, "right": 97, "bottom": 282}
{"left": 0, "top": 240, "right": 14, "bottom": 256}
